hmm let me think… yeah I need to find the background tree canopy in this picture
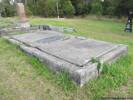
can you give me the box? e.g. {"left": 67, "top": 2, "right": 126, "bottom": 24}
{"left": 0, "top": 0, "right": 133, "bottom": 17}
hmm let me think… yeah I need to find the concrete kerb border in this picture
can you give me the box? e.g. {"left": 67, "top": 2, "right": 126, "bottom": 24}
{"left": 4, "top": 36, "right": 128, "bottom": 87}
{"left": 5, "top": 37, "right": 100, "bottom": 86}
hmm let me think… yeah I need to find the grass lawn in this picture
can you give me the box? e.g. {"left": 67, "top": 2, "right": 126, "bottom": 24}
{"left": 0, "top": 17, "right": 133, "bottom": 100}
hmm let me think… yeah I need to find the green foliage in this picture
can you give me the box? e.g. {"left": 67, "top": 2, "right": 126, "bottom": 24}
{"left": 0, "top": 18, "right": 13, "bottom": 28}
{"left": 27, "top": 0, "right": 75, "bottom": 17}
{"left": 91, "top": 58, "right": 102, "bottom": 75}
{"left": 115, "top": 0, "right": 133, "bottom": 16}
{"left": 56, "top": 70, "right": 76, "bottom": 93}
{"left": 25, "top": 7, "right": 33, "bottom": 16}
{"left": 106, "top": 7, "right": 115, "bottom": 16}
{"left": 27, "top": 0, "right": 57, "bottom": 17}
{"left": 1, "top": 0, "right": 133, "bottom": 17}
{"left": 91, "top": 0, "right": 103, "bottom": 16}
{"left": 45, "top": 0, "right": 57, "bottom": 17}
{"left": 0, "top": 0, "right": 15, "bottom": 17}
{"left": 71, "top": 0, "right": 90, "bottom": 15}
{"left": 83, "top": 3, "right": 91, "bottom": 15}
{"left": 102, "top": 0, "right": 115, "bottom": 16}
{"left": 103, "top": 0, "right": 133, "bottom": 16}
{"left": 62, "top": 0, "right": 75, "bottom": 17}
{"left": 75, "top": 3, "right": 84, "bottom": 15}
{"left": 85, "top": 56, "right": 132, "bottom": 99}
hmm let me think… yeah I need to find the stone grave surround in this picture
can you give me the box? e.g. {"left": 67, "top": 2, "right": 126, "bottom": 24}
{"left": 30, "top": 25, "right": 76, "bottom": 33}
{"left": 16, "top": 3, "right": 30, "bottom": 28}
{"left": 5, "top": 31, "right": 128, "bottom": 86}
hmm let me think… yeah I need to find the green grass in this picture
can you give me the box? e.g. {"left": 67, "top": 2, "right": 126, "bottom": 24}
{"left": 0, "top": 18, "right": 14, "bottom": 28}
{"left": 0, "top": 39, "right": 75, "bottom": 100}
{"left": 0, "top": 17, "right": 133, "bottom": 99}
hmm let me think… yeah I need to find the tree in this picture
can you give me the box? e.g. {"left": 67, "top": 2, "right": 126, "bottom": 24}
{"left": 91, "top": 0, "right": 103, "bottom": 16}
{"left": 71, "top": 0, "right": 84, "bottom": 15}
{"left": 0, "top": 0, "right": 15, "bottom": 17}
{"left": 115, "top": 0, "right": 133, "bottom": 16}
{"left": 102, "top": 0, "right": 133, "bottom": 17}
{"left": 1, "top": 0, "right": 133, "bottom": 17}
{"left": 62, "top": 0, "right": 75, "bottom": 17}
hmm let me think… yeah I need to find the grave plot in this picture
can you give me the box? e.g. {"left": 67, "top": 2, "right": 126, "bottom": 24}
{"left": 6, "top": 30, "right": 128, "bottom": 86}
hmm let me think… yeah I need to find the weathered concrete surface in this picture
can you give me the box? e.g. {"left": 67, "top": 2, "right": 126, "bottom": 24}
{"left": 5, "top": 30, "right": 128, "bottom": 86}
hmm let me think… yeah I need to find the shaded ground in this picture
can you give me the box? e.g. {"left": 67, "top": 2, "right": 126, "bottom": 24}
{"left": 0, "top": 17, "right": 133, "bottom": 100}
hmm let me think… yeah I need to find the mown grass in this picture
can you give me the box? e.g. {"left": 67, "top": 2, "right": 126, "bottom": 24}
{"left": 0, "top": 18, "right": 14, "bottom": 28}
{"left": 0, "top": 38, "right": 75, "bottom": 100}
{"left": 0, "top": 17, "right": 133, "bottom": 99}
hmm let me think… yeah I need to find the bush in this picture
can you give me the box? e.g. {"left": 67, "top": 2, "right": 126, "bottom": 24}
{"left": 83, "top": 3, "right": 91, "bottom": 15}
{"left": 26, "top": 7, "right": 33, "bottom": 16}
{"left": 62, "top": 0, "right": 75, "bottom": 17}
{"left": 44, "top": 0, "right": 57, "bottom": 17}
{"left": 0, "top": 0, "right": 15, "bottom": 17}
{"left": 71, "top": 0, "right": 87, "bottom": 15}
{"left": 106, "top": 7, "right": 115, "bottom": 16}
{"left": 91, "top": 0, "right": 103, "bottom": 16}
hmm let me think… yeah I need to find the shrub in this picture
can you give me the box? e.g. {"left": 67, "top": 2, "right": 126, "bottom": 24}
{"left": 91, "top": 0, "right": 103, "bottom": 16}
{"left": 62, "top": 0, "right": 75, "bottom": 17}
{"left": 0, "top": 0, "right": 15, "bottom": 17}
{"left": 26, "top": 7, "right": 33, "bottom": 16}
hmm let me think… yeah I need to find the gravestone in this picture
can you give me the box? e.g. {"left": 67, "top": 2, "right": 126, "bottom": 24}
{"left": 6, "top": 31, "right": 128, "bottom": 86}
{"left": 125, "top": 11, "right": 133, "bottom": 32}
{"left": 16, "top": 3, "right": 30, "bottom": 28}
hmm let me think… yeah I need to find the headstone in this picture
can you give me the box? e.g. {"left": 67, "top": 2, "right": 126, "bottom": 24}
{"left": 125, "top": 11, "right": 133, "bottom": 32}
{"left": 16, "top": 3, "right": 30, "bottom": 28}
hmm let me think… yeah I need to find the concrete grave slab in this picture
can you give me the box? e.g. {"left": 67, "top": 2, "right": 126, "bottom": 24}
{"left": 6, "top": 30, "right": 128, "bottom": 86}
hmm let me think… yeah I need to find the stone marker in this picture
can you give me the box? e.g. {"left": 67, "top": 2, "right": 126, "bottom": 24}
{"left": 6, "top": 31, "right": 128, "bottom": 86}
{"left": 16, "top": 3, "right": 30, "bottom": 28}
{"left": 125, "top": 11, "right": 133, "bottom": 32}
